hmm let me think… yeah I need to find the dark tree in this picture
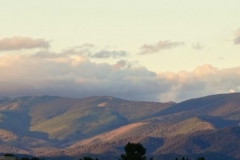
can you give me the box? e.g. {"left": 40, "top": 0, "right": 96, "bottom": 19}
{"left": 196, "top": 157, "right": 205, "bottom": 160}
{"left": 4, "top": 154, "right": 15, "bottom": 157}
{"left": 182, "top": 157, "right": 185, "bottom": 160}
{"left": 175, "top": 158, "right": 179, "bottom": 160}
{"left": 120, "top": 142, "right": 147, "bottom": 160}
{"left": 79, "top": 157, "right": 98, "bottom": 160}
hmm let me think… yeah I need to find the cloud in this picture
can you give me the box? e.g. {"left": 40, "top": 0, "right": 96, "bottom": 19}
{"left": 234, "top": 29, "right": 240, "bottom": 44}
{"left": 112, "top": 60, "right": 140, "bottom": 70}
{"left": 63, "top": 46, "right": 129, "bottom": 59}
{"left": 192, "top": 42, "right": 204, "bottom": 50}
{"left": 0, "top": 37, "right": 49, "bottom": 51}
{"left": 139, "top": 40, "right": 184, "bottom": 55}
{"left": 234, "top": 37, "right": 240, "bottom": 44}
{"left": 0, "top": 52, "right": 161, "bottom": 101}
{"left": 157, "top": 64, "right": 240, "bottom": 102}
{"left": 91, "top": 50, "right": 129, "bottom": 58}
{"left": 0, "top": 51, "right": 240, "bottom": 102}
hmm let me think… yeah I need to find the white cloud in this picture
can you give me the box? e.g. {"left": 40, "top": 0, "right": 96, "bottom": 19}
{"left": 0, "top": 52, "right": 162, "bottom": 101}
{"left": 0, "top": 50, "right": 240, "bottom": 102}
{"left": 139, "top": 40, "right": 184, "bottom": 55}
{"left": 0, "top": 37, "right": 49, "bottom": 51}
{"left": 157, "top": 64, "right": 240, "bottom": 101}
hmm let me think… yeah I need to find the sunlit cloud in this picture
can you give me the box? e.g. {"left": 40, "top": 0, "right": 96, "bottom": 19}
{"left": 0, "top": 50, "right": 240, "bottom": 102}
{"left": 158, "top": 64, "right": 240, "bottom": 101}
{"left": 0, "top": 37, "right": 49, "bottom": 51}
{"left": 0, "top": 52, "right": 161, "bottom": 101}
{"left": 139, "top": 40, "right": 184, "bottom": 55}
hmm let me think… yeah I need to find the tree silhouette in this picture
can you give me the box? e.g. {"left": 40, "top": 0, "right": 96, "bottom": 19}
{"left": 196, "top": 157, "right": 205, "bottom": 160}
{"left": 175, "top": 156, "right": 189, "bottom": 160}
{"left": 120, "top": 142, "right": 147, "bottom": 160}
{"left": 79, "top": 157, "right": 98, "bottom": 160}
{"left": 3, "top": 154, "right": 15, "bottom": 157}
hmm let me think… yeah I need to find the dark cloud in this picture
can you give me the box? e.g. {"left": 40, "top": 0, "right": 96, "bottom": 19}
{"left": 62, "top": 47, "right": 129, "bottom": 59}
{"left": 65, "top": 44, "right": 95, "bottom": 55}
{"left": 139, "top": 40, "right": 184, "bottom": 55}
{"left": 112, "top": 60, "right": 140, "bottom": 70}
{"left": 0, "top": 37, "right": 49, "bottom": 51}
{"left": 91, "top": 50, "right": 129, "bottom": 58}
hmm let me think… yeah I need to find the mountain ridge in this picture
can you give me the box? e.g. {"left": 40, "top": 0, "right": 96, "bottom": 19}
{"left": 0, "top": 93, "right": 240, "bottom": 159}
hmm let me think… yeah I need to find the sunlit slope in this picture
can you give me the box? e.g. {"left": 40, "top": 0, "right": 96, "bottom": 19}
{"left": 30, "top": 96, "right": 172, "bottom": 140}
{"left": 156, "top": 93, "right": 240, "bottom": 119}
{"left": 0, "top": 93, "right": 240, "bottom": 159}
{"left": 0, "top": 95, "right": 172, "bottom": 141}
{"left": 62, "top": 117, "right": 215, "bottom": 155}
{"left": 154, "top": 126, "right": 240, "bottom": 159}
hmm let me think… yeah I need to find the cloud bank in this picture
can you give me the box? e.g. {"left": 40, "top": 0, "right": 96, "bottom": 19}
{"left": 0, "top": 37, "right": 49, "bottom": 51}
{"left": 0, "top": 50, "right": 239, "bottom": 102}
{"left": 139, "top": 40, "right": 184, "bottom": 55}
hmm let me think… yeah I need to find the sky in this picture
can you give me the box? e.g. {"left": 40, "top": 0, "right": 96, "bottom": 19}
{"left": 0, "top": 0, "right": 240, "bottom": 102}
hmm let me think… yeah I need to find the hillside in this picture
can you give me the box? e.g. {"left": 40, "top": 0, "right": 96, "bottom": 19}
{"left": 0, "top": 93, "right": 240, "bottom": 159}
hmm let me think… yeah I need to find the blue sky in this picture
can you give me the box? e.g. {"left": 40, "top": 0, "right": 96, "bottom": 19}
{"left": 0, "top": 0, "right": 240, "bottom": 102}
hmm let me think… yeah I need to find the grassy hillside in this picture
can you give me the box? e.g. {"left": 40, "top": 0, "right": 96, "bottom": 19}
{"left": 0, "top": 93, "right": 240, "bottom": 160}
{"left": 0, "top": 95, "right": 172, "bottom": 141}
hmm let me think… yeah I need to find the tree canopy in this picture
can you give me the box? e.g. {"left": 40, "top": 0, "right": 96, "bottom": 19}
{"left": 79, "top": 157, "right": 98, "bottom": 160}
{"left": 4, "top": 153, "right": 15, "bottom": 157}
{"left": 120, "top": 142, "right": 147, "bottom": 160}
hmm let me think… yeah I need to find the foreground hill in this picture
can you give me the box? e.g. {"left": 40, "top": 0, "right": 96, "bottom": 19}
{"left": 0, "top": 93, "right": 240, "bottom": 159}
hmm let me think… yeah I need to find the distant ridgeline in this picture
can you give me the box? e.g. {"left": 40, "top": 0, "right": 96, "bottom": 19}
{"left": 0, "top": 93, "right": 240, "bottom": 160}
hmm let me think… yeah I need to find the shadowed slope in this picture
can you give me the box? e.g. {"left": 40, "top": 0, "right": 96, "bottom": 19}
{"left": 0, "top": 93, "right": 240, "bottom": 160}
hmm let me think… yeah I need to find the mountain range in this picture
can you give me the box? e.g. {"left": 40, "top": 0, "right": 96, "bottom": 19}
{"left": 0, "top": 93, "right": 240, "bottom": 160}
